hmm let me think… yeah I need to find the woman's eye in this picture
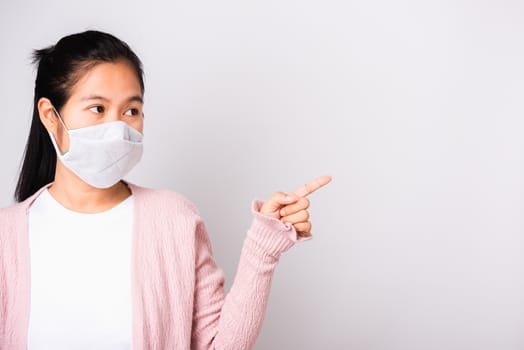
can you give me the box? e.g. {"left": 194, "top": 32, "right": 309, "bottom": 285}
{"left": 89, "top": 106, "right": 105, "bottom": 113}
{"left": 124, "top": 108, "right": 141, "bottom": 116}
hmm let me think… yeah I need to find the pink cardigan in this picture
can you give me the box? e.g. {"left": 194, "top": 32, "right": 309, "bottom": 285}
{"left": 0, "top": 182, "right": 307, "bottom": 349}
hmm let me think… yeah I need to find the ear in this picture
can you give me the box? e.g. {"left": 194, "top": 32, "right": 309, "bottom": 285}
{"left": 37, "top": 97, "right": 59, "bottom": 134}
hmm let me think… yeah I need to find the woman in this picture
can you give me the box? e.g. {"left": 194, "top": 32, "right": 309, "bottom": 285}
{"left": 0, "top": 30, "right": 331, "bottom": 349}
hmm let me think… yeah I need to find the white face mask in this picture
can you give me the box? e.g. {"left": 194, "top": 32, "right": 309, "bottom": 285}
{"left": 48, "top": 107, "right": 144, "bottom": 189}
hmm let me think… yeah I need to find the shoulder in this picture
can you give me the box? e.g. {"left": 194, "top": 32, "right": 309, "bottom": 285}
{"left": 0, "top": 204, "right": 18, "bottom": 219}
{"left": 1, "top": 182, "right": 52, "bottom": 220}
{"left": 0, "top": 201, "right": 28, "bottom": 235}
{"left": 0, "top": 198, "right": 30, "bottom": 217}
{"left": 127, "top": 182, "right": 202, "bottom": 219}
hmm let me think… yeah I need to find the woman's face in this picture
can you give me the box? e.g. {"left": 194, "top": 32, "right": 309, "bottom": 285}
{"left": 52, "top": 60, "right": 144, "bottom": 152}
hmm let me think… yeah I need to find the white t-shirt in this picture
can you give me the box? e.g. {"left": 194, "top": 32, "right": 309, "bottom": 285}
{"left": 27, "top": 189, "right": 134, "bottom": 349}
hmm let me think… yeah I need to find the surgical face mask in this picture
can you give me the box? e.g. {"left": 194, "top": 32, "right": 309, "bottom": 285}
{"left": 48, "top": 107, "right": 144, "bottom": 189}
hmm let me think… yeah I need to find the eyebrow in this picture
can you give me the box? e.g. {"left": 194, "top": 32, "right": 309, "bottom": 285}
{"left": 80, "top": 95, "right": 143, "bottom": 104}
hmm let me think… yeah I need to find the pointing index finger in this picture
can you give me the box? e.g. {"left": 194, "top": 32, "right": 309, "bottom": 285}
{"left": 292, "top": 175, "right": 332, "bottom": 197}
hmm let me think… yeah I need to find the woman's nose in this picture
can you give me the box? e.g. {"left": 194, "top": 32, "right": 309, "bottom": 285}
{"left": 106, "top": 109, "right": 123, "bottom": 122}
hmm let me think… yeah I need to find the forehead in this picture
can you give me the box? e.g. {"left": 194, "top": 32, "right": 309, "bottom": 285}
{"left": 68, "top": 60, "right": 143, "bottom": 102}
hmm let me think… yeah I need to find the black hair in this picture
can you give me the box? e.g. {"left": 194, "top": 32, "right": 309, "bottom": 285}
{"left": 14, "top": 30, "right": 144, "bottom": 202}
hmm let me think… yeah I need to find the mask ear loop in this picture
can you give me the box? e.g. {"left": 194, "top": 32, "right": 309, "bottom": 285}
{"left": 52, "top": 106, "right": 70, "bottom": 131}
{"left": 50, "top": 106, "right": 70, "bottom": 156}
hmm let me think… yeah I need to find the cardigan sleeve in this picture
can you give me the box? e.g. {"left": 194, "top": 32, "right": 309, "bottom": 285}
{"left": 190, "top": 199, "right": 311, "bottom": 350}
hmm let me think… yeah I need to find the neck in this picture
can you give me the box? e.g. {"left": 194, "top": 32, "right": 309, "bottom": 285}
{"left": 48, "top": 161, "right": 131, "bottom": 214}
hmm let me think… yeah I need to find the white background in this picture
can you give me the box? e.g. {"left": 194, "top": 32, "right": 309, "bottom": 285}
{"left": 1, "top": 1, "right": 523, "bottom": 349}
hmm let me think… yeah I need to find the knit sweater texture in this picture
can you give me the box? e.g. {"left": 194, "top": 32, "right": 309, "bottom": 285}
{"left": 0, "top": 182, "right": 307, "bottom": 349}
